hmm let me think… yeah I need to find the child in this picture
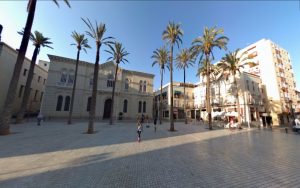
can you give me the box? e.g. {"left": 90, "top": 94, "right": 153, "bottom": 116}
{"left": 137, "top": 121, "right": 142, "bottom": 142}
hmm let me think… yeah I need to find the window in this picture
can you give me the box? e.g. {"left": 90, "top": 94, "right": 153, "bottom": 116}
{"left": 19, "top": 85, "right": 24, "bottom": 98}
{"left": 139, "top": 80, "right": 143, "bottom": 92}
{"left": 143, "top": 81, "right": 147, "bottom": 92}
{"left": 43, "top": 79, "right": 46, "bottom": 85}
{"left": 56, "top": 95, "right": 63, "bottom": 111}
{"left": 86, "top": 97, "right": 92, "bottom": 111}
{"left": 107, "top": 80, "right": 115, "bottom": 87}
{"left": 64, "top": 96, "right": 70, "bottom": 111}
{"left": 252, "top": 81, "right": 255, "bottom": 92}
{"left": 60, "top": 70, "right": 67, "bottom": 83}
{"left": 125, "top": 78, "right": 129, "bottom": 90}
{"left": 107, "top": 74, "right": 114, "bottom": 87}
{"left": 68, "top": 72, "right": 74, "bottom": 85}
{"left": 143, "top": 101, "right": 146, "bottom": 113}
{"left": 40, "top": 92, "right": 43, "bottom": 102}
{"left": 123, "top": 100, "right": 128, "bottom": 113}
{"left": 38, "top": 76, "right": 41, "bottom": 83}
{"left": 89, "top": 78, "right": 93, "bottom": 87}
{"left": 23, "top": 69, "right": 27, "bottom": 76}
{"left": 246, "top": 80, "right": 249, "bottom": 90}
{"left": 34, "top": 90, "right": 38, "bottom": 101}
{"left": 138, "top": 101, "right": 142, "bottom": 113}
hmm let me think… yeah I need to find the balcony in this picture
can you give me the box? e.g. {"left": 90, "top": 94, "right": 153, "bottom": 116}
{"left": 56, "top": 82, "right": 73, "bottom": 88}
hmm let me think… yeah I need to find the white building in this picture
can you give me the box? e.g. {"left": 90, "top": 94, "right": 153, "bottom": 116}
{"left": 195, "top": 72, "right": 265, "bottom": 126}
{"left": 241, "top": 39, "right": 297, "bottom": 125}
{"left": 42, "top": 54, "right": 154, "bottom": 120}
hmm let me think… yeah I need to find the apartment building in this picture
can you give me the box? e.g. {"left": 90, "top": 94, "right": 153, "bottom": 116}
{"left": 0, "top": 42, "right": 48, "bottom": 116}
{"left": 154, "top": 72, "right": 265, "bottom": 126}
{"left": 194, "top": 72, "right": 265, "bottom": 125}
{"left": 154, "top": 82, "right": 195, "bottom": 120}
{"left": 42, "top": 54, "right": 154, "bottom": 120}
{"left": 241, "top": 39, "right": 297, "bottom": 126}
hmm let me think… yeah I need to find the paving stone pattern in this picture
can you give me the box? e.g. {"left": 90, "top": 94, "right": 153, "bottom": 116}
{"left": 0, "top": 120, "right": 299, "bottom": 188}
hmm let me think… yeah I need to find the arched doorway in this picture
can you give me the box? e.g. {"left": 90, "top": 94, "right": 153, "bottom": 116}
{"left": 103, "top": 99, "right": 112, "bottom": 119}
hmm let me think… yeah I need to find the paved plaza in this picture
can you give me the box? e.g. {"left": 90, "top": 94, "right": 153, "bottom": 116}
{"left": 0, "top": 120, "right": 300, "bottom": 188}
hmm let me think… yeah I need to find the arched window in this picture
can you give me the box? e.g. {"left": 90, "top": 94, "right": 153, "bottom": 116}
{"left": 123, "top": 99, "right": 128, "bottom": 113}
{"left": 138, "top": 101, "right": 142, "bottom": 113}
{"left": 125, "top": 78, "right": 129, "bottom": 90}
{"left": 64, "top": 96, "right": 70, "bottom": 111}
{"left": 87, "top": 97, "right": 92, "bottom": 111}
{"left": 68, "top": 70, "right": 74, "bottom": 85}
{"left": 60, "top": 69, "right": 67, "bottom": 83}
{"left": 56, "top": 95, "right": 63, "bottom": 111}
{"left": 143, "top": 101, "right": 146, "bottom": 113}
{"left": 143, "top": 81, "right": 147, "bottom": 92}
{"left": 139, "top": 80, "right": 143, "bottom": 92}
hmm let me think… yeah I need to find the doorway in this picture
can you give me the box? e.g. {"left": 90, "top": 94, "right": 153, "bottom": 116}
{"left": 103, "top": 99, "right": 112, "bottom": 119}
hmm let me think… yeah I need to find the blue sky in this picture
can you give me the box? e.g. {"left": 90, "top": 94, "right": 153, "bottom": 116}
{"left": 0, "top": 1, "right": 299, "bottom": 90}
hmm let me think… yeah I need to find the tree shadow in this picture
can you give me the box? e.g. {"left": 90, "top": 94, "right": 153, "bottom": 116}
{"left": 1, "top": 130, "right": 299, "bottom": 188}
{"left": 0, "top": 121, "right": 222, "bottom": 159}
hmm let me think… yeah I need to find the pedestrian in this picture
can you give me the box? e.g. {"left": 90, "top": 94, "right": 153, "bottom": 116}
{"left": 154, "top": 117, "right": 157, "bottom": 132}
{"left": 137, "top": 120, "right": 142, "bottom": 142}
{"left": 146, "top": 115, "right": 150, "bottom": 128}
{"left": 37, "top": 111, "right": 43, "bottom": 126}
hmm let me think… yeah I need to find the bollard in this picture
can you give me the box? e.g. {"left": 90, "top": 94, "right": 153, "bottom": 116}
{"left": 285, "top": 128, "right": 288, "bottom": 134}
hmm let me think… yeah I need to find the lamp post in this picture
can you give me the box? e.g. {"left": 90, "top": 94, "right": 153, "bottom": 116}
{"left": 0, "top": 24, "right": 3, "bottom": 42}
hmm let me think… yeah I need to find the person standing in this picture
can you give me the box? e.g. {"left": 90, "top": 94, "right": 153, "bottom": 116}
{"left": 137, "top": 120, "right": 142, "bottom": 142}
{"left": 37, "top": 111, "right": 43, "bottom": 126}
{"left": 154, "top": 117, "right": 157, "bottom": 132}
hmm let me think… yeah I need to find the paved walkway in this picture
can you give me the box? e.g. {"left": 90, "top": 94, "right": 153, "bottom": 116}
{"left": 0, "top": 120, "right": 299, "bottom": 188}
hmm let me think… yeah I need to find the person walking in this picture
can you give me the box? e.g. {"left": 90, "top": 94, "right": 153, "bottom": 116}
{"left": 137, "top": 120, "right": 142, "bottom": 142}
{"left": 37, "top": 111, "right": 43, "bottom": 126}
{"left": 154, "top": 117, "right": 157, "bottom": 132}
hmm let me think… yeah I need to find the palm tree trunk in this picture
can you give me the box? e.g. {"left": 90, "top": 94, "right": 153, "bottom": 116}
{"left": 0, "top": 0, "right": 37, "bottom": 135}
{"left": 184, "top": 67, "right": 187, "bottom": 124}
{"left": 68, "top": 49, "right": 80, "bottom": 125}
{"left": 87, "top": 43, "right": 100, "bottom": 134}
{"left": 169, "top": 45, "right": 175, "bottom": 131}
{"left": 109, "top": 63, "right": 118, "bottom": 125}
{"left": 16, "top": 47, "right": 39, "bottom": 123}
{"left": 234, "top": 74, "right": 242, "bottom": 128}
{"left": 206, "top": 55, "right": 212, "bottom": 130}
{"left": 160, "top": 68, "right": 163, "bottom": 124}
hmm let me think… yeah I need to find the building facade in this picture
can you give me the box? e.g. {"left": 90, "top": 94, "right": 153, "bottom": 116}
{"left": 154, "top": 82, "right": 195, "bottom": 120}
{"left": 241, "top": 39, "right": 297, "bottom": 125}
{"left": 42, "top": 55, "right": 154, "bottom": 120}
{"left": 0, "top": 42, "right": 48, "bottom": 116}
{"left": 194, "top": 72, "right": 265, "bottom": 125}
{"left": 154, "top": 72, "right": 265, "bottom": 126}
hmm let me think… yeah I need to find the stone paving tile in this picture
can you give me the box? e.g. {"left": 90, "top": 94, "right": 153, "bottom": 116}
{"left": 0, "top": 121, "right": 300, "bottom": 187}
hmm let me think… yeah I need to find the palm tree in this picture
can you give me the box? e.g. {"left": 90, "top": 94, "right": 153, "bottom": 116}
{"left": 0, "top": 0, "right": 70, "bottom": 135}
{"left": 82, "top": 18, "right": 113, "bottom": 134}
{"left": 218, "top": 49, "right": 255, "bottom": 129}
{"left": 191, "top": 27, "right": 228, "bottom": 130}
{"left": 175, "top": 49, "right": 194, "bottom": 124}
{"left": 105, "top": 42, "right": 129, "bottom": 125}
{"left": 15, "top": 30, "right": 53, "bottom": 123}
{"left": 151, "top": 47, "right": 169, "bottom": 125}
{"left": 162, "top": 22, "right": 183, "bottom": 131}
{"left": 67, "top": 31, "right": 91, "bottom": 125}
